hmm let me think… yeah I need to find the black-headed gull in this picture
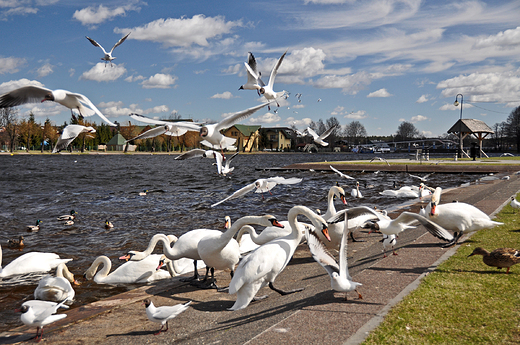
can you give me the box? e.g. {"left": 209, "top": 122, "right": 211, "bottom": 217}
{"left": 380, "top": 234, "right": 397, "bottom": 257}
{"left": 129, "top": 113, "right": 201, "bottom": 139}
{"left": 305, "top": 215, "right": 362, "bottom": 300}
{"left": 510, "top": 196, "right": 520, "bottom": 211}
{"left": 370, "top": 157, "right": 390, "bottom": 166}
{"left": 0, "top": 86, "right": 116, "bottom": 126}
{"left": 244, "top": 50, "right": 288, "bottom": 109}
{"left": 211, "top": 176, "right": 303, "bottom": 207}
{"left": 199, "top": 102, "right": 269, "bottom": 150}
{"left": 305, "top": 125, "right": 337, "bottom": 147}
{"left": 174, "top": 149, "right": 231, "bottom": 175}
{"left": 220, "top": 152, "right": 239, "bottom": 176}
{"left": 53, "top": 125, "right": 96, "bottom": 153}
{"left": 85, "top": 32, "right": 131, "bottom": 67}
{"left": 16, "top": 298, "right": 69, "bottom": 342}
{"left": 143, "top": 299, "right": 191, "bottom": 335}
{"left": 239, "top": 52, "right": 262, "bottom": 95}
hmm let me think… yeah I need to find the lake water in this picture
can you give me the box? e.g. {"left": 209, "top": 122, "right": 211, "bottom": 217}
{"left": 0, "top": 152, "right": 481, "bottom": 331}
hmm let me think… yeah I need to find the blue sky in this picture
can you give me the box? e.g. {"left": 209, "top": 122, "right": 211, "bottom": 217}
{"left": 1, "top": 0, "right": 519, "bottom": 136}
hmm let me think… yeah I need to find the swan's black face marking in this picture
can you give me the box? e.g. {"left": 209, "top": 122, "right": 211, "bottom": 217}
{"left": 200, "top": 127, "right": 208, "bottom": 137}
{"left": 321, "top": 223, "right": 331, "bottom": 242}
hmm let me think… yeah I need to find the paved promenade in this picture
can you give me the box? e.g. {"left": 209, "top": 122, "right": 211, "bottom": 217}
{"left": 1, "top": 160, "right": 519, "bottom": 345}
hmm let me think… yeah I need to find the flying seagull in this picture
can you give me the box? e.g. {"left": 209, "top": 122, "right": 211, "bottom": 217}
{"left": 369, "top": 157, "right": 390, "bottom": 166}
{"left": 239, "top": 52, "right": 262, "bottom": 95}
{"left": 211, "top": 176, "right": 303, "bottom": 207}
{"left": 329, "top": 165, "right": 355, "bottom": 180}
{"left": 53, "top": 125, "right": 96, "bottom": 153}
{"left": 305, "top": 125, "right": 337, "bottom": 147}
{"left": 129, "top": 113, "right": 201, "bottom": 139}
{"left": 0, "top": 86, "right": 116, "bottom": 126}
{"left": 85, "top": 32, "right": 131, "bottom": 67}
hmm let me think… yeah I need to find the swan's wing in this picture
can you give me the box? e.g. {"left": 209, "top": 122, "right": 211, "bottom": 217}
{"left": 126, "top": 126, "right": 168, "bottom": 143}
{"left": 53, "top": 125, "right": 90, "bottom": 153}
{"left": 0, "top": 85, "right": 53, "bottom": 108}
{"left": 318, "top": 125, "right": 337, "bottom": 140}
{"left": 267, "top": 50, "right": 287, "bottom": 89}
{"left": 266, "top": 176, "right": 303, "bottom": 185}
{"left": 328, "top": 206, "right": 380, "bottom": 224}
{"left": 305, "top": 228, "right": 339, "bottom": 277}
{"left": 305, "top": 127, "right": 319, "bottom": 140}
{"left": 174, "top": 149, "right": 207, "bottom": 160}
{"left": 211, "top": 182, "right": 257, "bottom": 207}
{"left": 215, "top": 102, "right": 269, "bottom": 131}
{"left": 214, "top": 152, "right": 223, "bottom": 175}
{"left": 329, "top": 165, "right": 355, "bottom": 179}
{"left": 110, "top": 32, "right": 130, "bottom": 53}
{"left": 85, "top": 36, "right": 108, "bottom": 54}
{"left": 397, "top": 212, "right": 455, "bottom": 242}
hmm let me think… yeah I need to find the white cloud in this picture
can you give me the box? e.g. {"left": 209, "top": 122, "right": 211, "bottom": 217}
{"left": 421, "top": 130, "right": 433, "bottom": 137}
{"left": 125, "top": 75, "right": 145, "bottom": 83}
{"left": 36, "top": 63, "right": 53, "bottom": 77}
{"left": 439, "top": 103, "right": 474, "bottom": 111}
{"left": 474, "top": 26, "right": 520, "bottom": 49}
{"left": 292, "top": 104, "right": 305, "bottom": 109}
{"left": 0, "top": 78, "right": 44, "bottom": 94}
{"left": 416, "top": 94, "right": 429, "bottom": 103}
{"left": 345, "top": 110, "right": 367, "bottom": 119}
{"left": 275, "top": 47, "right": 327, "bottom": 84}
{"left": 143, "top": 105, "right": 169, "bottom": 114}
{"left": 211, "top": 91, "right": 235, "bottom": 99}
{"left": 73, "top": 2, "right": 143, "bottom": 27}
{"left": 248, "top": 111, "right": 281, "bottom": 124}
{"left": 114, "top": 15, "right": 242, "bottom": 48}
{"left": 98, "top": 101, "right": 143, "bottom": 117}
{"left": 411, "top": 115, "right": 428, "bottom": 123}
{"left": 80, "top": 63, "right": 127, "bottom": 82}
{"left": 140, "top": 73, "right": 177, "bottom": 89}
{"left": 0, "top": 57, "right": 25, "bottom": 74}
{"left": 367, "top": 88, "right": 392, "bottom": 98}
{"left": 312, "top": 71, "right": 373, "bottom": 94}
{"left": 68, "top": 68, "right": 75, "bottom": 77}
{"left": 285, "top": 117, "right": 312, "bottom": 128}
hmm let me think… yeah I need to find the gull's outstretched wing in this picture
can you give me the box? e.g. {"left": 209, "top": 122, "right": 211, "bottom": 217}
{"left": 126, "top": 126, "right": 168, "bottom": 143}
{"left": 110, "top": 32, "right": 130, "bottom": 53}
{"left": 0, "top": 85, "right": 53, "bottom": 108}
{"left": 211, "top": 182, "right": 257, "bottom": 207}
{"left": 174, "top": 149, "right": 207, "bottom": 160}
{"left": 85, "top": 36, "right": 107, "bottom": 54}
{"left": 306, "top": 228, "right": 339, "bottom": 277}
{"left": 267, "top": 50, "right": 287, "bottom": 89}
{"left": 215, "top": 102, "right": 270, "bottom": 132}
{"left": 396, "top": 212, "right": 455, "bottom": 242}
{"left": 330, "top": 165, "right": 355, "bottom": 179}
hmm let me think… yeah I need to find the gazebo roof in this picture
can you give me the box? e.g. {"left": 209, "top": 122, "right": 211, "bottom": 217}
{"left": 447, "top": 119, "right": 494, "bottom": 134}
{"left": 107, "top": 133, "right": 127, "bottom": 145}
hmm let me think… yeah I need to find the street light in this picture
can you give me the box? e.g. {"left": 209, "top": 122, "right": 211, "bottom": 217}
{"left": 454, "top": 94, "right": 463, "bottom": 158}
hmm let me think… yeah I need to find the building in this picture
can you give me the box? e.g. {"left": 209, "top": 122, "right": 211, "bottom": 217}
{"left": 106, "top": 133, "right": 127, "bottom": 151}
{"left": 222, "top": 124, "right": 261, "bottom": 152}
{"left": 262, "top": 127, "right": 294, "bottom": 151}
{"left": 447, "top": 119, "right": 494, "bottom": 158}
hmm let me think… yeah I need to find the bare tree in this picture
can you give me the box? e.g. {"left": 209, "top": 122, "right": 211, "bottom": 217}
{"left": 395, "top": 121, "right": 419, "bottom": 141}
{"left": 0, "top": 107, "right": 19, "bottom": 152}
{"left": 505, "top": 106, "right": 520, "bottom": 152}
{"left": 325, "top": 116, "right": 341, "bottom": 147}
{"left": 343, "top": 120, "right": 367, "bottom": 145}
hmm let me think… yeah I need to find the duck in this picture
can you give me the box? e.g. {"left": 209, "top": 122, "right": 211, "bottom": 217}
{"left": 143, "top": 299, "right": 191, "bottom": 335}
{"left": 197, "top": 215, "right": 284, "bottom": 290}
{"left": 104, "top": 220, "right": 114, "bottom": 229}
{"left": 34, "top": 263, "right": 79, "bottom": 302}
{"left": 468, "top": 247, "right": 520, "bottom": 274}
{"left": 64, "top": 220, "right": 74, "bottom": 226}
{"left": 351, "top": 181, "right": 363, "bottom": 198}
{"left": 510, "top": 196, "right": 520, "bottom": 211}
{"left": 424, "top": 187, "right": 503, "bottom": 246}
{"left": 0, "top": 245, "right": 72, "bottom": 278}
{"left": 380, "top": 234, "right": 397, "bottom": 257}
{"left": 139, "top": 189, "right": 148, "bottom": 196}
{"left": 57, "top": 210, "right": 77, "bottom": 221}
{"left": 305, "top": 215, "right": 362, "bottom": 300}
{"left": 83, "top": 254, "right": 172, "bottom": 284}
{"left": 16, "top": 298, "right": 70, "bottom": 342}
{"left": 27, "top": 220, "right": 42, "bottom": 232}
{"left": 119, "top": 234, "right": 206, "bottom": 282}
{"left": 228, "top": 206, "right": 329, "bottom": 311}
{"left": 8, "top": 235, "right": 25, "bottom": 249}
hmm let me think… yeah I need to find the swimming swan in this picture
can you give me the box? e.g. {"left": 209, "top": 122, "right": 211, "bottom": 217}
{"left": 0, "top": 245, "right": 72, "bottom": 278}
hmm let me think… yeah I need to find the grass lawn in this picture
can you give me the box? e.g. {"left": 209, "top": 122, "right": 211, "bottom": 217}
{"left": 363, "top": 198, "right": 520, "bottom": 344}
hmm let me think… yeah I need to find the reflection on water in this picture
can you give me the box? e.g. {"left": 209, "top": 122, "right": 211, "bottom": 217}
{"left": 0, "top": 153, "right": 480, "bottom": 331}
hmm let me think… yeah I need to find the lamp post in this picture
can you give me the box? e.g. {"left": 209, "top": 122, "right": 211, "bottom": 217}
{"left": 454, "top": 94, "right": 463, "bottom": 158}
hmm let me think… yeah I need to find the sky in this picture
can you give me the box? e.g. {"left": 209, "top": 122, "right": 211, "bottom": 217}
{"left": 1, "top": 0, "right": 519, "bottom": 137}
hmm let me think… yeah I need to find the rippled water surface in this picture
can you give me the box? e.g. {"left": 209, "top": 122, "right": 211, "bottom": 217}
{"left": 0, "top": 152, "right": 481, "bottom": 331}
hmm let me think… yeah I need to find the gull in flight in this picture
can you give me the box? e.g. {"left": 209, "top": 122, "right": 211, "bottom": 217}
{"left": 211, "top": 176, "right": 303, "bottom": 207}
{"left": 85, "top": 33, "right": 131, "bottom": 67}
{"left": 175, "top": 149, "right": 238, "bottom": 175}
{"left": 408, "top": 172, "right": 434, "bottom": 182}
{"left": 127, "top": 114, "right": 200, "bottom": 142}
{"left": 53, "top": 125, "right": 96, "bottom": 153}
{"left": 329, "top": 165, "right": 355, "bottom": 180}
{"left": 244, "top": 50, "right": 288, "bottom": 109}
{"left": 199, "top": 102, "right": 269, "bottom": 150}
{"left": 369, "top": 157, "right": 390, "bottom": 166}
{"left": 239, "top": 52, "right": 262, "bottom": 95}
{"left": 0, "top": 86, "right": 116, "bottom": 126}
{"left": 304, "top": 125, "right": 337, "bottom": 147}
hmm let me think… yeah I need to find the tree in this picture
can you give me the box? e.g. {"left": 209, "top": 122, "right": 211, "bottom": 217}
{"left": 395, "top": 121, "right": 419, "bottom": 141}
{"left": 343, "top": 121, "right": 367, "bottom": 145}
{"left": 42, "top": 118, "right": 59, "bottom": 152}
{"left": 505, "top": 106, "right": 520, "bottom": 152}
{"left": 325, "top": 116, "right": 341, "bottom": 148}
{"left": 316, "top": 119, "right": 326, "bottom": 135}
{"left": 18, "top": 112, "right": 39, "bottom": 152}
{"left": 0, "top": 107, "right": 19, "bottom": 152}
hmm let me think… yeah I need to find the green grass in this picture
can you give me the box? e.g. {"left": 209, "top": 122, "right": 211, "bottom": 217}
{"left": 362, "top": 200, "right": 520, "bottom": 345}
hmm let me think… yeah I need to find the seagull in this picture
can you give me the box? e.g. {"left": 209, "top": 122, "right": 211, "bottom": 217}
{"left": 199, "top": 102, "right": 269, "bottom": 150}
{"left": 244, "top": 50, "right": 288, "bottom": 109}
{"left": 16, "top": 298, "right": 69, "bottom": 342}
{"left": 511, "top": 196, "right": 520, "bottom": 211}
{"left": 211, "top": 176, "right": 303, "bottom": 207}
{"left": 85, "top": 33, "right": 131, "bottom": 67}
{"left": 380, "top": 234, "right": 397, "bottom": 257}
{"left": 126, "top": 123, "right": 200, "bottom": 144}
{"left": 219, "top": 152, "right": 239, "bottom": 176}
{"left": 317, "top": 98, "right": 322, "bottom": 102}
{"left": 143, "top": 299, "right": 191, "bottom": 335}
{"left": 175, "top": 149, "right": 234, "bottom": 175}
{"left": 408, "top": 173, "right": 434, "bottom": 182}
{"left": 239, "top": 52, "right": 262, "bottom": 95}
{"left": 369, "top": 157, "right": 390, "bottom": 166}
{"left": 304, "top": 126, "right": 337, "bottom": 147}
{"left": 0, "top": 86, "right": 116, "bottom": 126}
{"left": 329, "top": 165, "right": 355, "bottom": 180}
{"left": 295, "top": 93, "right": 302, "bottom": 102}
{"left": 53, "top": 125, "right": 96, "bottom": 153}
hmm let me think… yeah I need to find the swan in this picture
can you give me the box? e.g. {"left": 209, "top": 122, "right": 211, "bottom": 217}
{"left": 305, "top": 215, "right": 362, "bottom": 300}
{"left": 228, "top": 205, "right": 329, "bottom": 311}
{"left": 424, "top": 187, "right": 504, "bottom": 246}
{"left": 0, "top": 245, "right": 72, "bottom": 278}
{"left": 120, "top": 233, "right": 207, "bottom": 281}
{"left": 84, "top": 255, "right": 172, "bottom": 284}
{"left": 34, "top": 263, "right": 78, "bottom": 302}
{"left": 380, "top": 184, "right": 431, "bottom": 198}
{"left": 351, "top": 181, "right": 363, "bottom": 198}
{"left": 197, "top": 214, "right": 284, "bottom": 289}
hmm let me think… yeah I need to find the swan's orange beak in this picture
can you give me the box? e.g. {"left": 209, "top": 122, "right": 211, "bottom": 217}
{"left": 321, "top": 225, "right": 331, "bottom": 242}
{"left": 272, "top": 220, "right": 284, "bottom": 228}
{"left": 156, "top": 260, "right": 165, "bottom": 271}
{"left": 119, "top": 254, "right": 131, "bottom": 261}
{"left": 340, "top": 194, "right": 347, "bottom": 205}
{"left": 225, "top": 219, "right": 231, "bottom": 229}
{"left": 430, "top": 204, "right": 436, "bottom": 216}
{"left": 73, "top": 279, "right": 81, "bottom": 286}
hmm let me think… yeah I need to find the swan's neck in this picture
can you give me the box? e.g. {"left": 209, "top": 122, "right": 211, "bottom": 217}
{"left": 236, "top": 226, "right": 258, "bottom": 244}
{"left": 133, "top": 234, "right": 172, "bottom": 260}
{"left": 0, "top": 245, "right": 3, "bottom": 270}
{"left": 288, "top": 206, "right": 317, "bottom": 241}
{"left": 325, "top": 189, "right": 337, "bottom": 219}
{"left": 219, "top": 216, "right": 267, "bottom": 245}
{"left": 87, "top": 256, "right": 112, "bottom": 279}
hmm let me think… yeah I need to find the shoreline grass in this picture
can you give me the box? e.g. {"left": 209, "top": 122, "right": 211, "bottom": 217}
{"left": 362, "top": 198, "right": 520, "bottom": 344}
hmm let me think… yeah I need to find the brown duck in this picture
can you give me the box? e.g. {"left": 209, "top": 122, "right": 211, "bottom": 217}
{"left": 7, "top": 235, "right": 24, "bottom": 249}
{"left": 468, "top": 247, "right": 520, "bottom": 274}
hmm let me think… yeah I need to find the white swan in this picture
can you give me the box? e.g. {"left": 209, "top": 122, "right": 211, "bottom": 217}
{"left": 424, "top": 187, "right": 504, "bottom": 245}
{"left": 84, "top": 255, "right": 172, "bottom": 284}
{"left": 228, "top": 206, "right": 329, "bottom": 311}
{"left": 351, "top": 181, "right": 363, "bottom": 198}
{"left": 34, "top": 263, "right": 78, "bottom": 303}
{"left": 197, "top": 215, "right": 284, "bottom": 289}
{"left": 380, "top": 184, "right": 431, "bottom": 198}
{"left": 305, "top": 215, "right": 362, "bottom": 299}
{"left": 0, "top": 245, "right": 72, "bottom": 278}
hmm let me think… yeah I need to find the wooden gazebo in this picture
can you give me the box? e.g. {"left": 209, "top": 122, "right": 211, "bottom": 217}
{"left": 447, "top": 119, "right": 494, "bottom": 158}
